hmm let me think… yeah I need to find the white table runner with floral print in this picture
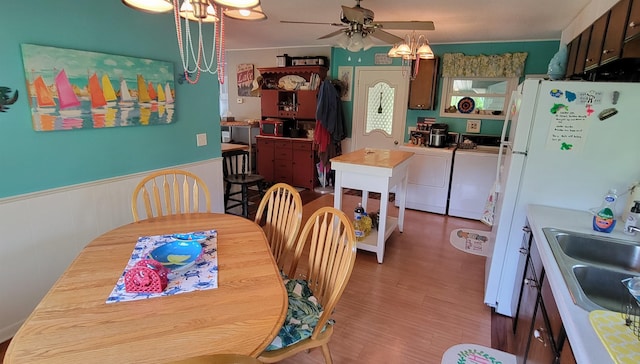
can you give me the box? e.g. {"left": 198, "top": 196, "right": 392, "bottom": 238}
{"left": 106, "top": 230, "right": 218, "bottom": 303}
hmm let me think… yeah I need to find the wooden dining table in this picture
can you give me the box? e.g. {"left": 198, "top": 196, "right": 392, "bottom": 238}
{"left": 4, "top": 213, "right": 287, "bottom": 364}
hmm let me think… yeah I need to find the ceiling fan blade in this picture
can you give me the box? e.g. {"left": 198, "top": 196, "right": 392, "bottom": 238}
{"left": 318, "top": 30, "right": 346, "bottom": 40}
{"left": 341, "top": 5, "right": 365, "bottom": 24}
{"left": 370, "top": 29, "right": 403, "bottom": 44}
{"left": 376, "top": 21, "right": 435, "bottom": 31}
{"left": 280, "top": 20, "right": 344, "bottom": 27}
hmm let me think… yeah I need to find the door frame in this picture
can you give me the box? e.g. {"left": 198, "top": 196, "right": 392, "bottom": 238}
{"left": 351, "top": 66, "right": 409, "bottom": 151}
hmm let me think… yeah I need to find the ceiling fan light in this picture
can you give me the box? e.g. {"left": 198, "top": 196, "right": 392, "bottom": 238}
{"left": 179, "top": 0, "right": 219, "bottom": 22}
{"left": 362, "top": 35, "right": 374, "bottom": 51}
{"left": 122, "top": 0, "right": 173, "bottom": 13}
{"left": 212, "top": 0, "right": 259, "bottom": 9}
{"left": 336, "top": 32, "right": 350, "bottom": 49}
{"left": 347, "top": 33, "right": 364, "bottom": 52}
{"left": 224, "top": 5, "right": 267, "bottom": 20}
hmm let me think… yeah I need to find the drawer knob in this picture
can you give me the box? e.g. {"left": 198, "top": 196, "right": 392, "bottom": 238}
{"left": 630, "top": 21, "right": 637, "bottom": 28}
{"left": 524, "top": 278, "right": 538, "bottom": 288}
{"left": 533, "top": 328, "right": 547, "bottom": 346}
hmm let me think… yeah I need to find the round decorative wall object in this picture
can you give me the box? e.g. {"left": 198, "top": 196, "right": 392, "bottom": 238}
{"left": 457, "top": 97, "right": 475, "bottom": 114}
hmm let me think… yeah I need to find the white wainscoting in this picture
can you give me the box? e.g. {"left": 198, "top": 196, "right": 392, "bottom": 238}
{"left": 0, "top": 158, "right": 224, "bottom": 342}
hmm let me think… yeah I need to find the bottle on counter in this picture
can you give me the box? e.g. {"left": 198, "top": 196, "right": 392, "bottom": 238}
{"left": 593, "top": 189, "right": 618, "bottom": 233}
{"left": 354, "top": 202, "right": 364, "bottom": 220}
{"left": 624, "top": 200, "right": 640, "bottom": 236}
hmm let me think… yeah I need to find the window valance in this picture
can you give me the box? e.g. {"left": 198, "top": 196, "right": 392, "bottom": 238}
{"left": 442, "top": 52, "right": 528, "bottom": 78}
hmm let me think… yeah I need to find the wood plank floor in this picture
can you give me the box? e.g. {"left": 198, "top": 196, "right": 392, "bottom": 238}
{"left": 1, "top": 191, "right": 514, "bottom": 363}
{"left": 278, "top": 193, "right": 498, "bottom": 363}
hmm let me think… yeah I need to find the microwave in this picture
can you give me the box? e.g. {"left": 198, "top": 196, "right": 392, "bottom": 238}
{"left": 260, "top": 119, "right": 284, "bottom": 136}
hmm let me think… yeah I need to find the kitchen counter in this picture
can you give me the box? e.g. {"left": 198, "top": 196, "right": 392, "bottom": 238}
{"left": 527, "top": 204, "right": 640, "bottom": 364}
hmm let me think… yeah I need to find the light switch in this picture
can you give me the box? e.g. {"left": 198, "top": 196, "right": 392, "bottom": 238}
{"left": 236, "top": 97, "right": 243, "bottom": 104}
{"left": 196, "top": 133, "right": 207, "bottom": 147}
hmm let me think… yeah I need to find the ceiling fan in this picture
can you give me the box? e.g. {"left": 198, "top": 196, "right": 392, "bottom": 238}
{"left": 280, "top": 0, "right": 435, "bottom": 46}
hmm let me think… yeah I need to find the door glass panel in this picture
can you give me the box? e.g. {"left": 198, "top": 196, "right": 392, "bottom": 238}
{"left": 366, "top": 82, "right": 394, "bottom": 134}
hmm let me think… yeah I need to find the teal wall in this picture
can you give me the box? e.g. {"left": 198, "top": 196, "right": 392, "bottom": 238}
{"left": 0, "top": 1, "right": 221, "bottom": 199}
{"left": 330, "top": 40, "right": 560, "bottom": 138}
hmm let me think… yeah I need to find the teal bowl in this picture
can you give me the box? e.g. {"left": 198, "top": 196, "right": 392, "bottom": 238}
{"left": 148, "top": 241, "right": 203, "bottom": 270}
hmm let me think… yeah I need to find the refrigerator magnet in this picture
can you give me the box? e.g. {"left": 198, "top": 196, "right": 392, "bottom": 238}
{"left": 598, "top": 108, "right": 618, "bottom": 121}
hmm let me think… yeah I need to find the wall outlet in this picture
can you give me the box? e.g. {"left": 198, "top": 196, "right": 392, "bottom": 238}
{"left": 466, "top": 120, "right": 481, "bottom": 133}
{"left": 407, "top": 126, "right": 416, "bottom": 134}
{"left": 236, "top": 97, "right": 244, "bottom": 104}
{"left": 196, "top": 133, "right": 207, "bottom": 147}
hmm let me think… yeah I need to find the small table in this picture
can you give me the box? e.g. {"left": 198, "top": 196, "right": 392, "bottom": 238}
{"left": 222, "top": 142, "right": 250, "bottom": 153}
{"left": 5, "top": 213, "right": 287, "bottom": 364}
{"left": 331, "top": 148, "right": 414, "bottom": 263}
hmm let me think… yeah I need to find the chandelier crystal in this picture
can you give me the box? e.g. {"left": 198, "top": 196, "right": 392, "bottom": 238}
{"left": 387, "top": 32, "right": 434, "bottom": 80}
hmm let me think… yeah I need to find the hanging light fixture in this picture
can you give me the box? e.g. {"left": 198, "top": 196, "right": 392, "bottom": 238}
{"left": 122, "top": 0, "right": 173, "bottom": 13}
{"left": 223, "top": 5, "right": 267, "bottom": 20}
{"left": 336, "top": 24, "right": 375, "bottom": 53}
{"left": 387, "top": 31, "right": 434, "bottom": 80}
{"left": 211, "top": 0, "right": 259, "bottom": 8}
{"left": 122, "top": 0, "right": 265, "bottom": 84}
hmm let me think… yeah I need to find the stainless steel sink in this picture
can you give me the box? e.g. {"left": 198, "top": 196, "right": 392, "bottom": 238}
{"left": 553, "top": 231, "right": 640, "bottom": 272}
{"left": 543, "top": 228, "right": 640, "bottom": 312}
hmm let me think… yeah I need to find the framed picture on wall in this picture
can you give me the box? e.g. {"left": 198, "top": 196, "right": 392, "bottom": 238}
{"left": 21, "top": 44, "right": 176, "bottom": 131}
{"left": 237, "top": 63, "right": 254, "bottom": 97}
{"left": 338, "top": 66, "right": 353, "bottom": 101}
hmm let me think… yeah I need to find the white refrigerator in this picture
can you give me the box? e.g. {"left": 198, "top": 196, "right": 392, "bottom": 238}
{"left": 484, "top": 79, "right": 640, "bottom": 316}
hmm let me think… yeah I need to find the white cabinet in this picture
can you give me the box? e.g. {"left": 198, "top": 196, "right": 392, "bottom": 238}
{"left": 396, "top": 145, "right": 454, "bottom": 214}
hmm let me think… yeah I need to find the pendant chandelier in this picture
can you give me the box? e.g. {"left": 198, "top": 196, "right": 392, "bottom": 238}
{"left": 387, "top": 31, "right": 434, "bottom": 80}
{"left": 122, "top": 0, "right": 266, "bottom": 84}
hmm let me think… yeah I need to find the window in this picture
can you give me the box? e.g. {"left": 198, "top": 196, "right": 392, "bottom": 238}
{"left": 439, "top": 77, "right": 518, "bottom": 119}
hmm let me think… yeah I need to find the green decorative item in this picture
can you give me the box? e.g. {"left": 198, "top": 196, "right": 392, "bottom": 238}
{"left": 0, "top": 87, "right": 19, "bottom": 112}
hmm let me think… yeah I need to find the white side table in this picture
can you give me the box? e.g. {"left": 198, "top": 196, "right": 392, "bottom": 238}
{"left": 331, "top": 148, "right": 414, "bottom": 263}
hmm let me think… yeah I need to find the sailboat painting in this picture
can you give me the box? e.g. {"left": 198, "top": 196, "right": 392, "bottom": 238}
{"left": 21, "top": 43, "right": 176, "bottom": 131}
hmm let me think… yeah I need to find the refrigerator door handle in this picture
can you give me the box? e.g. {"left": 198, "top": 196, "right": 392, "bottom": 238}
{"left": 495, "top": 92, "right": 519, "bottom": 193}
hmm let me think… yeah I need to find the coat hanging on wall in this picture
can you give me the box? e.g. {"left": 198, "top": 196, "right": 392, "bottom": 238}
{"left": 0, "top": 87, "right": 18, "bottom": 112}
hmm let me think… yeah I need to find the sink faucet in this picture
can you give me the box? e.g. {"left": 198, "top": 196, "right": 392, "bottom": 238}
{"left": 626, "top": 225, "right": 640, "bottom": 234}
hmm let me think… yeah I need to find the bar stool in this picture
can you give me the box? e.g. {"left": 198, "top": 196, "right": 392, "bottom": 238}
{"left": 223, "top": 149, "right": 265, "bottom": 218}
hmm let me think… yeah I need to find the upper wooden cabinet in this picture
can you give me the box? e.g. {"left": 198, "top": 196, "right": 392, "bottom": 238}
{"left": 566, "top": 0, "right": 639, "bottom": 78}
{"left": 584, "top": 14, "right": 608, "bottom": 71}
{"left": 565, "top": 36, "right": 581, "bottom": 78}
{"left": 408, "top": 57, "right": 438, "bottom": 110}
{"left": 601, "top": 0, "right": 632, "bottom": 65}
{"left": 626, "top": 0, "right": 640, "bottom": 41}
{"left": 573, "top": 26, "right": 592, "bottom": 74}
{"left": 258, "top": 66, "right": 327, "bottom": 120}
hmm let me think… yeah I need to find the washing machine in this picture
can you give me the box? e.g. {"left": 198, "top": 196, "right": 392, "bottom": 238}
{"left": 448, "top": 135, "right": 501, "bottom": 220}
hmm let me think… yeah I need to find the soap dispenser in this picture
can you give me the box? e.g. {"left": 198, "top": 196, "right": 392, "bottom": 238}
{"left": 593, "top": 189, "right": 617, "bottom": 233}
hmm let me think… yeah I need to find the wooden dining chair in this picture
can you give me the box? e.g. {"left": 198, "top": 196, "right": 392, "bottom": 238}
{"left": 168, "top": 354, "right": 263, "bottom": 364}
{"left": 223, "top": 149, "right": 265, "bottom": 218}
{"left": 258, "top": 207, "right": 357, "bottom": 364}
{"left": 131, "top": 169, "right": 211, "bottom": 222}
{"left": 254, "top": 183, "right": 303, "bottom": 277}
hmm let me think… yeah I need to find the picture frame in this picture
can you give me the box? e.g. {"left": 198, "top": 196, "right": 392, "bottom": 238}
{"left": 338, "top": 66, "right": 353, "bottom": 101}
{"left": 21, "top": 44, "right": 176, "bottom": 131}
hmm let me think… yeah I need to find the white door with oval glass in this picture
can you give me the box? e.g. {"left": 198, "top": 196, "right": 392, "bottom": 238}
{"left": 352, "top": 67, "right": 409, "bottom": 151}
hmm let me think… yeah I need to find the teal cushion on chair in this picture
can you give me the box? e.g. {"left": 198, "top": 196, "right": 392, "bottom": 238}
{"left": 265, "top": 279, "right": 329, "bottom": 351}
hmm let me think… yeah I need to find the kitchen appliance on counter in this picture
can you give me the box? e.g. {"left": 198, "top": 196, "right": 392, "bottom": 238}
{"left": 259, "top": 118, "right": 284, "bottom": 137}
{"left": 485, "top": 79, "right": 640, "bottom": 317}
{"left": 448, "top": 134, "right": 501, "bottom": 220}
{"left": 428, "top": 123, "right": 449, "bottom": 147}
